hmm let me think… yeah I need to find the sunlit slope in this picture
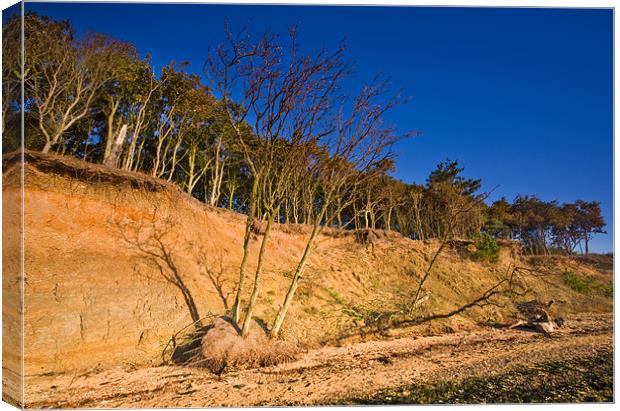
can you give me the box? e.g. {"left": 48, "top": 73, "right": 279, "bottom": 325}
{"left": 3, "top": 151, "right": 611, "bottom": 375}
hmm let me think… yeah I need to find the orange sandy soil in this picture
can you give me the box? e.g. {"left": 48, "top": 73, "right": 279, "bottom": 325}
{"left": 24, "top": 313, "right": 611, "bottom": 408}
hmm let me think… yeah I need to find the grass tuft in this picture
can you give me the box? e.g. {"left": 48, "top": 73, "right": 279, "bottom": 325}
{"left": 564, "top": 270, "right": 612, "bottom": 297}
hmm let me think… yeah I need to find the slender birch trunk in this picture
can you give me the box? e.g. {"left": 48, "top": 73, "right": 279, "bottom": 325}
{"left": 103, "top": 124, "right": 127, "bottom": 168}
{"left": 102, "top": 99, "right": 120, "bottom": 164}
{"left": 270, "top": 221, "right": 320, "bottom": 338}
{"left": 241, "top": 214, "right": 274, "bottom": 336}
{"left": 231, "top": 177, "right": 260, "bottom": 323}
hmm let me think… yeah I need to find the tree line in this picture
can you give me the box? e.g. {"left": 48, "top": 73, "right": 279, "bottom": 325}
{"left": 2, "top": 12, "right": 606, "bottom": 336}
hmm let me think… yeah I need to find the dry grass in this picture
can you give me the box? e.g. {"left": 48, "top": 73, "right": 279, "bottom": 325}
{"left": 278, "top": 223, "right": 310, "bottom": 235}
{"left": 5, "top": 150, "right": 173, "bottom": 192}
{"left": 354, "top": 229, "right": 402, "bottom": 245}
{"left": 198, "top": 317, "right": 298, "bottom": 374}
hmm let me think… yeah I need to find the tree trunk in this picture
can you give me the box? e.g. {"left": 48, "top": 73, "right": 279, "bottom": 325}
{"left": 241, "top": 215, "right": 273, "bottom": 336}
{"left": 227, "top": 184, "right": 236, "bottom": 210}
{"left": 208, "top": 137, "right": 225, "bottom": 206}
{"left": 185, "top": 147, "right": 199, "bottom": 194}
{"left": 103, "top": 99, "right": 120, "bottom": 164}
{"left": 231, "top": 177, "right": 259, "bottom": 324}
{"left": 385, "top": 207, "right": 393, "bottom": 231}
{"left": 151, "top": 132, "right": 168, "bottom": 177}
{"left": 42, "top": 140, "right": 53, "bottom": 154}
{"left": 132, "top": 137, "right": 147, "bottom": 172}
{"left": 270, "top": 222, "right": 320, "bottom": 338}
{"left": 123, "top": 136, "right": 137, "bottom": 171}
{"left": 336, "top": 196, "right": 343, "bottom": 228}
{"left": 103, "top": 124, "right": 127, "bottom": 168}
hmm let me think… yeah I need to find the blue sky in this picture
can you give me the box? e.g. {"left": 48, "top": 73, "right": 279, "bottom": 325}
{"left": 9, "top": 3, "right": 614, "bottom": 252}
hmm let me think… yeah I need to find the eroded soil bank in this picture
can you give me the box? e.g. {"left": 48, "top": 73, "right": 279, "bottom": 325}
{"left": 25, "top": 313, "right": 612, "bottom": 408}
{"left": 4, "top": 152, "right": 613, "bottom": 408}
{"left": 3, "top": 151, "right": 613, "bottom": 377}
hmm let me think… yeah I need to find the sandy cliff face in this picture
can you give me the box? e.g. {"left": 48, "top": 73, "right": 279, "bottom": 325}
{"left": 2, "top": 152, "right": 612, "bottom": 376}
{"left": 2, "top": 155, "right": 23, "bottom": 407}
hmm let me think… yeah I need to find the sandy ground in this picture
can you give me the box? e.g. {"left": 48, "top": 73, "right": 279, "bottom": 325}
{"left": 24, "top": 312, "right": 612, "bottom": 408}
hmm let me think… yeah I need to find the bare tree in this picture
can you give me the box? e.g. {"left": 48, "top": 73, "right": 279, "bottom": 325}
{"left": 206, "top": 26, "right": 350, "bottom": 336}
{"left": 409, "top": 188, "right": 493, "bottom": 313}
{"left": 270, "top": 82, "right": 413, "bottom": 338}
{"left": 181, "top": 129, "right": 211, "bottom": 194}
{"left": 2, "top": 14, "right": 22, "bottom": 141}
{"left": 96, "top": 38, "right": 143, "bottom": 166}
{"left": 121, "top": 71, "right": 161, "bottom": 171}
{"left": 25, "top": 24, "right": 118, "bottom": 153}
{"left": 395, "top": 264, "right": 531, "bottom": 329}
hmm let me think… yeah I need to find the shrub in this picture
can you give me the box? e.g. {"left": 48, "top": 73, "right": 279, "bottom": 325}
{"left": 471, "top": 233, "right": 500, "bottom": 263}
{"left": 265, "top": 289, "right": 276, "bottom": 305}
{"left": 563, "top": 270, "right": 594, "bottom": 293}
{"left": 564, "top": 271, "right": 614, "bottom": 298}
{"left": 602, "top": 281, "right": 613, "bottom": 298}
